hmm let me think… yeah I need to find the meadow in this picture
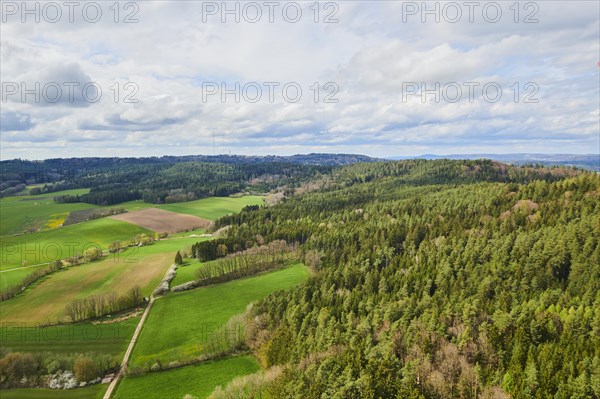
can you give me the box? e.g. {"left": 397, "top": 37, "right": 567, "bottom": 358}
{"left": 160, "top": 196, "right": 264, "bottom": 220}
{"left": 130, "top": 263, "right": 309, "bottom": 368}
{"left": 0, "top": 218, "right": 151, "bottom": 271}
{"left": 0, "top": 195, "right": 261, "bottom": 293}
{"left": 1, "top": 316, "right": 140, "bottom": 354}
{"left": 170, "top": 261, "right": 205, "bottom": 286}
{"left": 0, "top": 189, "right": 93, "bottom": 236}
{"left": 0, "top": 384, "right": 106, "bottom": 399}
{"left": 0, "top": 249, "right": 174, "bottom": 324}
{"left": 114, "top": 355, "right": 260, "bottom": 399}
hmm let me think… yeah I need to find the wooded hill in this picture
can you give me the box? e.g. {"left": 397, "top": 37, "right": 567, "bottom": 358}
{"left": 205, "top": 159, "right": 599, "bottom": 398}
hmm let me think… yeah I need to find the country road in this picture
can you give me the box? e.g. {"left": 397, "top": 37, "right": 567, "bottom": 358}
{"left": 102, "top": 264, "right": 174, "bottom": 399}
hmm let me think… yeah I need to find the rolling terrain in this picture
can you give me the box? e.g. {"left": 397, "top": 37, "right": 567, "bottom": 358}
{"left": 0, "top": 158, "right": 598, "bottom": 399}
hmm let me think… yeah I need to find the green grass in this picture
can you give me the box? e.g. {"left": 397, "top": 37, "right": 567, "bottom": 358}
{"left": 0, "top": 218, "right": 152, "bottom": 271}
{"left": 0, "top": 189, "right": 94, "bottom": 236}
{"left": 0, "top": 251, "right": 171, "bottom": 324}
{"left": 0, "top": 264, "right": 48, "bottom": 289}
{"left": 0, "top": 234, "right": 215, "bottom": 324}
{"left": 130, "top": 263, "right": 309, "bottom": 367}
{"left": 0, "top": 384, "right": 106, "bottom": 398}
{"left": 160, "top": 196, "right": 264, "bottom": 220}
{"left": 170, "top": 261, "right": 206, "bottom": 287}
{"left": 115, "top": 355, "right": 260, "bottom": 399}
{"left": 0, "top": 316, "right": 140, "bottom": 354}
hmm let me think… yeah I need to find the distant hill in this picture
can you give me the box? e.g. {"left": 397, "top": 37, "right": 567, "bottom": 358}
{"left": 0, "top": 153, "right": 381, "bottom": 197}
{"left": 389, "top": 153, "right": 599, "bottom": 171}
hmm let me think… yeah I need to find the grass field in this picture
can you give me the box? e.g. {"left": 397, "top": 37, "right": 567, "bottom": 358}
{"left": 0, "top": 264, "right": 48, "bottom": 288}
{"left": 1, "top": 195, "right": 263, "bottom": 272}
{"left": 1, "top": 233, "right": 216, "bottom": 324}
{"left": 0, "top": 384, "right": 106, "bottom": 399}
{"left": 130, "top": 263, "right": 309, "bottom": 367}
{"left": 1, "top": 316, "right": 140, "bottom": 354}
{"left": 115, "top": 355, "right": 260, "bottom": 399}
{"left": 170, "top": 261, "right": 206, "bottom": 286}
{"left": 0, "top": 218, "right": 152, "bottom": 271}
{"left": 0, "top": 251, "right": 173, "bottom": 324}
{"left": 0, "top": 189, "right": 93, "bottom": 236}
{"left": 160, "top": 196, "right": 264, "bottom": 220}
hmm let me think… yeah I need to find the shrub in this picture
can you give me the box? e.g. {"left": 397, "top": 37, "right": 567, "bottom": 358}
{"left": 0, "top": 352, "right": 41, "bottom": 386}
{"left": 48, "top": 370, "right": 78, "bottom": 389}
{"left": 73, "top": 356, "right": 97, "bottom": 382}
{"left": 83, "top": 247, "right": 103, "bottom": 262}
{"left": 46, "top": 360, "right": 62, "bottom": 374}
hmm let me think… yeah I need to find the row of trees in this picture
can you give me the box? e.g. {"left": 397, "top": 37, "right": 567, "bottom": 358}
{"left": 195, "top": 240, "right": 298, "bottom": 285}
{"left": 0, "top": 260, "right": 63, "bottom": 301}
{"left": 65, "top": 286, "right": 143, "bottom": 322}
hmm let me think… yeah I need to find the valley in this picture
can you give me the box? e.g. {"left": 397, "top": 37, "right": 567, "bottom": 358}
{"left": 0, "top": 157, "right": 598, "bottom": 398}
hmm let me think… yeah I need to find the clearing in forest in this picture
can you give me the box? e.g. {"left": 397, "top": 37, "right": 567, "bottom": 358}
{"left": 110, "top": 208, "right": 211, "bottom": 233}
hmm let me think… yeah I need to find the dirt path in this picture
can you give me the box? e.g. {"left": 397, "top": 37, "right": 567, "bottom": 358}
{"left": 102, "top": 265, "right": 173, "bottom": 399}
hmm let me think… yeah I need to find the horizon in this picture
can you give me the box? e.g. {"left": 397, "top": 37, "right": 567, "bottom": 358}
{"left": 1, "top": 151, "right": 597, "bottom": 163}
{"left": 2, "top": 151, "right": 598, "bottom": 161}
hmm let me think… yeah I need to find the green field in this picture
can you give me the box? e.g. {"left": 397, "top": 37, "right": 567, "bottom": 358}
{"left": 0, "top": 264, "right": 47, "bottom": 289}
{"left": 0, "top": 195, "right": 263, "bottom": 273}
{"left": 0, "top": 384, "right": 106, "bottom": 399}
{"left": 0, "top": 218, "right": 152, "bottom": 271}
{"left": 130, "top": 264, "right": 309, "bottom": 367}
{"left": 115, "top": 355, "right": 260, "bottom": 399}
{"left": 1, "top": 317, "right": 140, "bottom": 354}
{"left": 160, "top": 196, "right": 264, "bottom": 220}
{"left": 1, "top": 250, "right": 172, "bottom": 324}
{"left": 170, "top": 261, "right": 206, "bottom": 287}
{"left": 0, "top": 189, "right": 93, "bottom": 236}
{"left": 0, "top": 231, "right": 218, "bottom": 324}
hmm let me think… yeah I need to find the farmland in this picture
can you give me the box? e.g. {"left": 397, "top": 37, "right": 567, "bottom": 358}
{"left": 129, "top": 263, "right": 309, "bottom": 368}
{"left": 114, "top": 355, "right": 259, "bottom": 399}
{"left": 160, "top": 196, "right": 264, "bottom": 220}
{"left": 109, "top": 208, "right": 211, "bottom": 233}
{"left": 1, "top": 317, "right": 140, "bottom": 355}
{"left": 1, "top": 251, "right": 172, "bottom": 324}
{"left": 0, "top": 189, "right": 93, "bottom": 236}
{"left": 0, "top": 384, "right": 106, "bottom": 399}
{"left": 0, "top": 218, "right": 151, "bottom": 271}
{"left": 0, "top": 190, "right": 276, "bottom": 397}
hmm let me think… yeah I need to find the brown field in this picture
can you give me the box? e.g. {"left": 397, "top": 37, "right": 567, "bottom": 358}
{"left": 1, "top": 252, "right": 173, "bottom": 324}
{"left": 109, "top": 208, "right": 211, "bottom": 233}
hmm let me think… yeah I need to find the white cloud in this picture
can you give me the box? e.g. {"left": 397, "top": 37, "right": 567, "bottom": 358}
{"left": 1, "top": 1, "right": 598, "bottom": 159}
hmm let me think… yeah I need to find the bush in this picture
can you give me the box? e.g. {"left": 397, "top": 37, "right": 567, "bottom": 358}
{"left": 73, "top": 356, "right": 97, "bottom": 382}
{"left": 83, "top": 246, "right": 103, "bottom": 262}
{"left": 0, "top": 352, "right": 41, "bottom": 387}
{"left": 48, "top": 370, "right": 78, "bottom": 389}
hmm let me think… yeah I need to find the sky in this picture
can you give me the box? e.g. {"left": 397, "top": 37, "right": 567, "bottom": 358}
{"left": 1, "top": 1, "right": 599, "bottom": 160}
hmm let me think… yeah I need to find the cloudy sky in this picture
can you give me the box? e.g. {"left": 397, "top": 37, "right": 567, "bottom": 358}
{"left": 1, "top": 1, "right": 598, "bottom": 159}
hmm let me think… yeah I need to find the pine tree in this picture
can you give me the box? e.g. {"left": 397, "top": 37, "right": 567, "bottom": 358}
{"left": 174, "top": 251, "right": 183, "bottom": 265}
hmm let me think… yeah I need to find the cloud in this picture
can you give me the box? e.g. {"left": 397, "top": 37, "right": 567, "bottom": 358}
{"left": 0, "top": 111, "right": 34, "bottom": 131}
{"left": 79, "top": 114, "right": 184, "bottom": 132}
{"left": 0, "top": 1, "right": 598, "bottom": 158}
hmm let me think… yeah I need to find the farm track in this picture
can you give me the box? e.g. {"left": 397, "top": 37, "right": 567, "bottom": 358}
{"left": 102, "top": 263, "right": 175, "bottom": 399}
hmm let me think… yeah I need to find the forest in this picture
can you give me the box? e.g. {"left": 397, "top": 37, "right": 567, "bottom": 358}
{"left": 198, "top": 159, "right": 599, "bottom": 398}
{"left": 0, "top": 154, "right": 377, "bottom": 198}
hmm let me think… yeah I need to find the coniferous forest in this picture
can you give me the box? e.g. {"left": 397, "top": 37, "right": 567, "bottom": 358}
{"left": 201, "top": 159, "right": 599, "bottom": 398}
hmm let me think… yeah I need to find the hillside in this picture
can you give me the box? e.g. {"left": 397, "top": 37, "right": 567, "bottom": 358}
{"left": 203, "top": 160, "right": 599, "bottom": 398}
{"left": 0, "top": 159, "right": 597, "bottom": 399}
